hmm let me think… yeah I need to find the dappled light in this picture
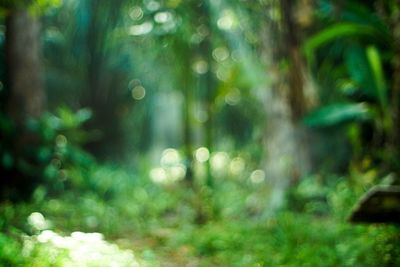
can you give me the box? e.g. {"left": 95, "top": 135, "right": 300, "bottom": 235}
{"left": 1, "top": 0, "right": 400, "bottom": 266}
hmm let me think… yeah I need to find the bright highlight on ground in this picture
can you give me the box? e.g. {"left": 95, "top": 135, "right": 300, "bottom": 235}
{"left": 25, "top": 212, "right": 140, "bottom": 267}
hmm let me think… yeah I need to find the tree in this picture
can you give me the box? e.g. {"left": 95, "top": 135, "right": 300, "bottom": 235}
{"left": 0, "top": 0, "right": 60, "bottom": 199}
{"left": 0, "top": 3, "right": 44, "bottom": 198}
{"left": 262, "top": 0, "right": 316, "bottom": 211}
{"left": 5, "top": 9, "right": 44, "bottom": 124}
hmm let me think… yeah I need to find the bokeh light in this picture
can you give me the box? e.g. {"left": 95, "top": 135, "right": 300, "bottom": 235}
{"left": 129, "top": 6, "right": 143, "bottom": 21}
{"left": 250, "top": 169, "right": 265, "bottom": 184}
{"left": 131, "top": 85, "right": 146, "bottom": 100}
{"left": 229, "top": 157, "right": 245, "bottom": 175}
{"left": 161, "top": 148, "right": 180, "bottom": 166}
{"left": 129, "top": 22, "right": 153, "bottom": 36}
{"left": 192, "top": 59, "right": 208, "bottom": 74}
{"left": 195, "top": 147, "right": 210, "bottom": 163}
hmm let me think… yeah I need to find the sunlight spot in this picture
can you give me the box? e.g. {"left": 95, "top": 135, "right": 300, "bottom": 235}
{"left": 131, "top": 85, "right": 146, "bottom": 100}
{"left": 129, "top": 6, "right": 143, "bottom": 21}
{"left": 161, "top": 148, "right": 180, "bottom": 166}
{"left": 212, "top": 47, "right": 229, "bottom": 62}
{"left": 51, "top": 235, "right": 72, "bottom": 249}
{"left": 169, "top": 164, "right": 186, "bottom": 180}
{"left": 146, "top": 0, "right": 160, "bottom": 11}
{"left": 154, "top": 11, "right": 172, "bottom": 24}
{"left": 37, "top": 230, "right": 57, "bottom": 243}
{"left": 217, "top": 9, "right": 237, "bottom": 31}
{"left": 225, "top": 88, "right": 241, "bottom": 106}
{"left": 210, "top": 152, "right": 229, "bottom": 171}
{"left": 28, "top": 229, "right": 139, "bottom": 266}
{"left": 195, "top": 147, "right": 210, "bottom": 163}
{"left": 230, "top": 157, "right": 245, "bottom": 175}
{"left": 150, "top": 167, "right": 167, "bottom": 183}
{"left": 129, "top": 21, "right": 153, "bottom": 36}
{"left": 71, "top": 231, "right": 104, "bottom": 242}
{"left": 28, "top": 212, "right": 49, "bottom": 231}
{"left": 192, "top": 59, "right": 208, "bottom": 74}
{"left": 250, "top": 169, "right": 265, "bottom": 184}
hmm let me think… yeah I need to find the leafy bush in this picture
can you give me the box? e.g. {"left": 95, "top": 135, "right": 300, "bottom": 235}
{"left": 0, "top": 106, "right": 95, "bottom": 199}
{"left": 0, "top": 232, "right": 26, "bottom": 266}
{"left": 1, "top": 156, "right": 399, "bottom": 266}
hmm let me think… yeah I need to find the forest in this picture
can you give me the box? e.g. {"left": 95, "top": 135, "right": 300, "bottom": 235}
{"left": 0, "top": 0, "right": 400, "bottom": 266}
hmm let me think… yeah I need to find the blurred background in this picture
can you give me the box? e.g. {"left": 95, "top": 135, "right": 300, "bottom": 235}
{"left": 0, "top": 0, "right": 399, "bottom": 266}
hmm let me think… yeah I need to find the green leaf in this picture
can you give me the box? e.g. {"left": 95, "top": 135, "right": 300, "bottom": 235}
{"left": 304, "top": 103, "right": 370, "bottom": 127}
{"left": 366, "top": 46, "right": 392, "bottom": 131}
{"left": 366, "top": 46, "right": 387, "bottom": 108}
{"left": 303, "top": 23, "right": 382, "bottom": 65}
{"left": 344, "top": 44, "right": 375, "bottom": 97}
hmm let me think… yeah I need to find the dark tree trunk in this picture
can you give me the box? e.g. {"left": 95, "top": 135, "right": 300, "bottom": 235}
{"left": 377, "top": 0, "right": 400, "bottom": 175}
{"left": 6, "top": 10, "right": 44, "bottom": 124}
{"left": 1, "top": 9, "right": 45, "bottom": 199}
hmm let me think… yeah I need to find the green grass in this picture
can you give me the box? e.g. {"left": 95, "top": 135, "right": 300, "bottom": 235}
{"left": 1, "top": 164, "right": 399, "bottom": 266}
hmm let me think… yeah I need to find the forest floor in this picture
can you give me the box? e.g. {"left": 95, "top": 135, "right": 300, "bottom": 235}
{"left": 1, "top": 165, "right": 400, "bottom": 266}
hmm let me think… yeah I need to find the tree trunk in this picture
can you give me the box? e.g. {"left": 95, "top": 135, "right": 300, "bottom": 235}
{"left": 6, "top": 10, "right": 44, "bottom": 124}
{"left": 377, "top": 0, "right": 400, "bottom": 175}
{"left": 263, "top": 0, "right": 316, "bottom": 212}
{"left": 2, "top": 9, "right": 45, "bottom": 199}
{"left": 388, "top": 1, "right": 400, "bottom": 169}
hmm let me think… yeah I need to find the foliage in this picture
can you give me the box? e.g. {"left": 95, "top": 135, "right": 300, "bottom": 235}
{"left": 304, "top": 102, "right": 370, "bottom": 127}
{"left": 1, "top": 163, "right": 399, "bottom": 266}
{"left": 302, "top": 0, "right": 398, "bottom": 174}
{"left": 0, "top": 215, "right": 141, "bottom": 266}
{"left": 0, "top": 232, "right": 26, "bottom": 266}
{"left": 0, "top": 107, "right": 94, "bottom": 199}
{"left": 1, "top": 0, "right": 400, "bottom": 266}
{"left": 0, "top": 0, "right": 62, "bottom": 14}
{"left": 29, "top": 107, "right": 95, "bottom": 190}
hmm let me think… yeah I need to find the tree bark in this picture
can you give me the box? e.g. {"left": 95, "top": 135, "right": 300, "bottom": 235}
{"left": 6, "top": 10, "right": 44, "bottom": 124}
{"left": 263, "top": 0, "right": 316, "bottom": 212}
{"left": 2, "top": 9, "right": 45, "bottom": 199}
{"left": 389, "top": 1, "right": 400, "bottom": 164}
